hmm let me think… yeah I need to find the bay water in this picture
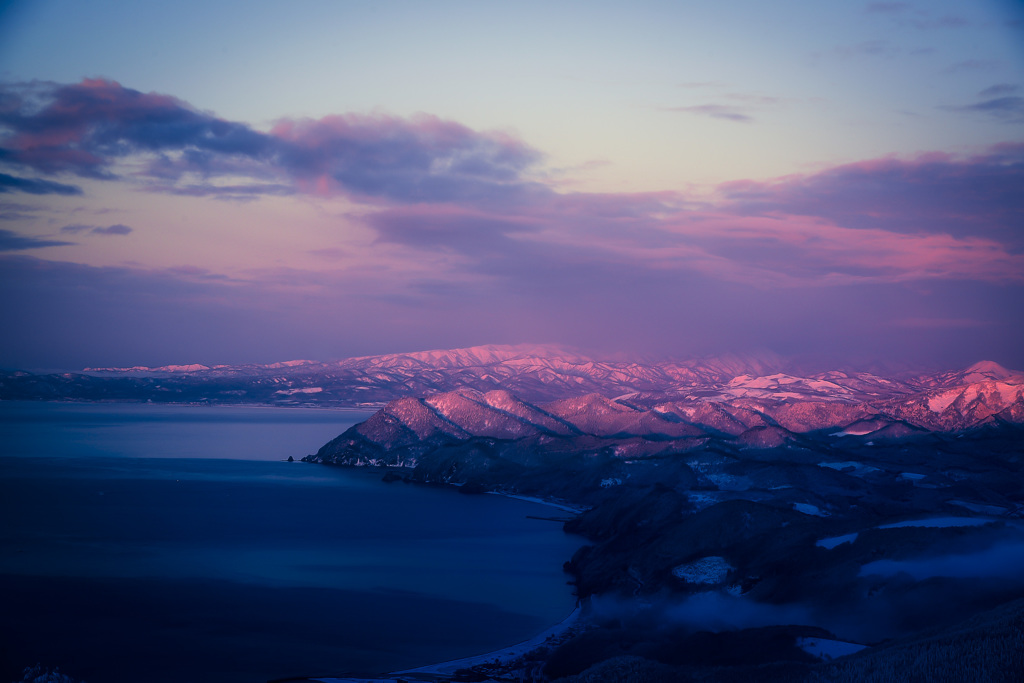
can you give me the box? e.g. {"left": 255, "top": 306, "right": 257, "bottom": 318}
{"left": 0, "top": 402, "right": 582, "bottom": 683}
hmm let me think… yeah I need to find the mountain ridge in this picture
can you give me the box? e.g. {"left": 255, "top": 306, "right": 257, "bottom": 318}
{"left": 4, "top": 344, "right": 1020, "bottom": 409}
{"left": 310, "top": 375, "right": 1024, "bottom": 473}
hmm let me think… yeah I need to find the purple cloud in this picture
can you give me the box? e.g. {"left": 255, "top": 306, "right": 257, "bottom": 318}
{"left": 144, "top": 182, "right": 294, "bottom": 201}
{"left": 0, "top": 172, "right": 81, "bottom": 195}
{"left": 270, "top": 114, "right": 544, "bottom": 205}
{"left": 60, "top": 223, "right": 132, "bottom": 235}
{"left": 0, "top": 229, "right": 73, "bottom": 251}
{"left": 948, "top": 95, "right": 1024, "bottom": 122}
{"left": 369, "top": 205, "right": 538, "bottom": 253}
{"left": 350, "top": 132, "right": 1024, "bottom": 293}
{"left": 0, "top": 79, "right": 271, "bottom": 178}
{"left": 666, "top": 104, "right": 752, "bottom": 122}
{"left": 718, "top": 144, "right": 1024, "bottom": 248}
{"left": 94, "top": 223, "right": 131, "bottom": 235}
{"left": 979, "top": 84, "right": 1020, "bottom": 98}
{"left": 0, "top": 79, "right": 544, "bottom": 206}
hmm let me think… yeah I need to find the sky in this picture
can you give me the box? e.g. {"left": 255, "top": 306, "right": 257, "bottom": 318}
{"left": 0, "top": 0, "right": 1022, "bottom": 371}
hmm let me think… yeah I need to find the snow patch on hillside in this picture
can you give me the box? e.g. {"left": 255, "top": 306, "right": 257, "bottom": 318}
{"left": 817, "top": 533, "right": 859, "bottom": 549}
{"left": 672, "top": 556, "right": 734, "bottom": 584}
{"left": 793, "top": 502, "right": 829, "bottom": 517}
{"left": 878, "top": 516, "right": 990, "bottom": 529}
{"left": 797, "top": 637, "right": 867, "bottom": 661}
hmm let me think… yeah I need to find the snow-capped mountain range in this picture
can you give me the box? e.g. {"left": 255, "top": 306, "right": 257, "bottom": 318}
{"left": 3, "top": 345, "right": 1022, "bottom": 434}
{"left": 312, "top": 372, "right": 1024, "bottom": 469}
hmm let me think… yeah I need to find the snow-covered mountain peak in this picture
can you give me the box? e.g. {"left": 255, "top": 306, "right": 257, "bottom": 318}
{"left": 962, "top": 360, "right": 1019, "bottom": 382}
{"left": 263, "top": 360, "right": 317, "bottom": 369}
{"left": 337, "top": 343, "right": 585, "bottom": 370}
{"left": 918, "top": 360, "right": 1024, "bottom": 391}
{"left": 81, "top": 363, "right": 211, "bottom": 374}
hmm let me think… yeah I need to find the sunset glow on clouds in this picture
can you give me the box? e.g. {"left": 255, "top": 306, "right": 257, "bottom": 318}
{"left": 0, "top": 0, "right": 1022, "bottom": 369}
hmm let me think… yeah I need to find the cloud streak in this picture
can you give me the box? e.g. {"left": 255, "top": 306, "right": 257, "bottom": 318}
{"left": 948, "top": 96, "right": 1024, "bottom": 123}
{"left": 666, "top": 104, "right": 753, "bottom": 122}
{"left": 717, "top": 145, "right": 1024, "bottom": 248}
{"left": 60, "top": 223, "right": 132, "bottom": 236}
{"left": 0, "top": 229, "right": 73, "bottom": 251}
{"left": 0, "top": 172, "right": 81, "bottom": 195}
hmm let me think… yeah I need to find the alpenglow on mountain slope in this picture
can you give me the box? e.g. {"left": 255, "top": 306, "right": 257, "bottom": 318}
{"left": 2, "top": 344, "right": 1022, "bottom": 411}
{"left": 1, "top": 344, "right": 791, "bottom": 405}
{"left": 308, "top": 372, "right": 1024, "bottom": 510}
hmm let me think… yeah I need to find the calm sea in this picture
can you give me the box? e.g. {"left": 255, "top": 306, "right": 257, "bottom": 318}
{"left": 0, "top": 402, "right": 582, "bottom": 683}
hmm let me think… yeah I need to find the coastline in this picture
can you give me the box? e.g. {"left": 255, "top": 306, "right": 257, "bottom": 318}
{"left": 392, "top": 604, "right": 582, "bottom": 676}
{"left": 309, "top": 605, "right": 584, "bottom": 683}
{"left": 5, "top": 401, "right": 589, "bottom": 680}
{"left": 0, "top": 397, "right": 380, "bottom": 413}
{"left": 297, "top": 467, "right": 589, "bottom": 683}
{"left": 486, "top": 490, "right": 588, "bottom": 514}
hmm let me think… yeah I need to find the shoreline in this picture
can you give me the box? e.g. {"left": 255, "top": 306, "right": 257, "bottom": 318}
{"left": 392, "top": 604, "right": 582, "bottom": 677}
{"left": 308, "top": 604, "right": 584, "bottom": 683}
{"left": 0, "top": 397, "right": 381, "bottom": 413}
{"left": 486, "top": 490, "right": 589, "bottom": 514}
{"left": 299, "top": 467, "right": 588, "bottom": 683}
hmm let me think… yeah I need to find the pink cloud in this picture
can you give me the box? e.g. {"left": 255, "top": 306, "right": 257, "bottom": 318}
{"left": 3, "top": 79, "right": 1021, "bottom": 291}
{"left": 0, "top": 79, "right": 542, "bottom": 205}
{"left": 716, "top": 145, "right": 1024, "bottom": 249}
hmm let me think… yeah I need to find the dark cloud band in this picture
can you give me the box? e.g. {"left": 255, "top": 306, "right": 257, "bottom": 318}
{"left": 0, "top": 172, "right": 81, "bottom": 195}
{"left": 0, "top": 229, "right": 73, "bottom": 251}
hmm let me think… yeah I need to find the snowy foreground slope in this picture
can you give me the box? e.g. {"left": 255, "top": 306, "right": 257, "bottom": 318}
{"left": 300, "top": 355, "right": 1024, "bottom": 682}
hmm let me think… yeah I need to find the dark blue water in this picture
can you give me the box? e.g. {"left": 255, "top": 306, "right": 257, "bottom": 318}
{"left": 0, "top": 403, "right": 581, "bottom": 683}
